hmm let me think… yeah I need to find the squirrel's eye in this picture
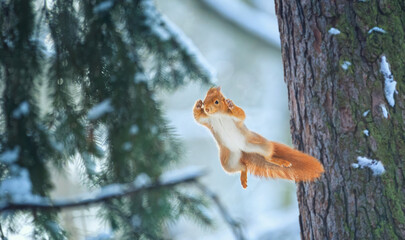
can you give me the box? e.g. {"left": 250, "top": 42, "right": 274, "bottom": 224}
{"left": 215, "top": 100, "right": 219, "bottom": 104}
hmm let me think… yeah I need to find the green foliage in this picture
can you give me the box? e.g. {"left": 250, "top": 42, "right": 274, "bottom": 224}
{"left": 0, "top": 0, "right": 213, "bottom": 239}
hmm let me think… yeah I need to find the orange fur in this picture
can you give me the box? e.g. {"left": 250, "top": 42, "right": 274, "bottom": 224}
{"left": 193, "top": 87, "right": 324, "bottom": 188}
{"left": 241, "top": 142, "right": 324, "bottom": 182}
{"left": 240, "top": 170, "right": 248, "bottom": 189}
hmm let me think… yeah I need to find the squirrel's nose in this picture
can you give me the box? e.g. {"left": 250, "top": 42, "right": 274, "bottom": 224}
{"left": 205, "top": 107, "right": 210, "bottom": 113}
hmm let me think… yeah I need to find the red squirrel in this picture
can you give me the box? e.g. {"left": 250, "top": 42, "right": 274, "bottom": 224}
{"left": 193, "top": 87, "right": 324, "bottom": 188}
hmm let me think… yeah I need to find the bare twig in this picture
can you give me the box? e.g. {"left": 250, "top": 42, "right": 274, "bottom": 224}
{"left": 195, "top": 182, "right": 246, "bottom": 240}
{"left": 0, "top": 169, "right": 206, "bottom": 212}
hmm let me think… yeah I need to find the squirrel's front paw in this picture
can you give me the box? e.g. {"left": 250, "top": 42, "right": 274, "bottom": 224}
{"left": 194, "top": 99, "right": 203, "bottom": 110}
{"left": 225, "top": 99, "right": 234, "bottom": 109}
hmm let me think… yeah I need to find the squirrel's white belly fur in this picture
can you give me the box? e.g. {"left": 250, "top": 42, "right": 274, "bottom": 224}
{"left": 208, "top": 114, "right": 246, "bottom": 171}
{"left": 209, "top": 114, "right": 246, "bottom": 152}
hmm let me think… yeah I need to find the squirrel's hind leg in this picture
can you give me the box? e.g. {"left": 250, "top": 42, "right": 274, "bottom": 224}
{"left": 245, "top": 134, "right": 292, "bottom": 168}
{"left": 266, "top": 156, "right": 292, "bottom": 168}
{"left": 240, "top": 170, "right": 248, "bottom": 189}
{"left": 220, "top": 147, "right": 245, "bottom": 173}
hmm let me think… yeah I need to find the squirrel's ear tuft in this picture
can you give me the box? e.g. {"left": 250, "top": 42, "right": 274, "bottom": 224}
{"left": 208, "top": 86, "right": 221, "bottom": 94}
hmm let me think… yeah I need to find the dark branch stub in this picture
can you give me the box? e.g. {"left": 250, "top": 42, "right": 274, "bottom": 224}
{"left": 195, "top": 182, "right": 246, "bottom": 240}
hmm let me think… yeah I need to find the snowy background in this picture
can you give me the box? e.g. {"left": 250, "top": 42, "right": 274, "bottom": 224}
{"left": 44, "top": 0, "right": 300, "bottom": 239}
{"left": 156, "top": 0, "right": 300, "bottom": 239}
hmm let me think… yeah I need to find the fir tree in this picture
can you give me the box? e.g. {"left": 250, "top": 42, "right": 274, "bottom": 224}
{"left": 0, "top": 0, "right": 218, "bottom": 239}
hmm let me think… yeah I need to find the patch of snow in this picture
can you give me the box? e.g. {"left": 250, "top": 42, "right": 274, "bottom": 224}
{"left": 363, "top": 129, "right": 369, "bottom": 136}
{"left": 0, "top": 168, "right": 31, "bottom": 199}
{"left": 97, "top": 184, "right": 124, "bottom": 198}
{"left": 43, "top": 33, "right": 55, "bottom": 56}
{"left": 48, "top": 169, "right": 203, "bottom": 209}
{"left": 341, "top": 61, "right": 351, "bottom": 70}
{"left": 134, "top": 72, "right": 147, "bottom": 83}
{"left": 122, "top": 142, "right": 132, "bottom": 151}
{"left": 352, "top": 156, "right": 385, "bottom": 176}
{"left": 153, "top": 25, "right": 171, "bottom": 41}
{"left": 328, "top": 28, "right": 341, "bottom": 35}
{"left": 142, "top": 0, "right": 171, "bottom": 41}
{"left": 150, "top": 126, "right": 158, "bottom": 134}
{"left": 368, "top": 27, "right": 386, "bottom": 34}
{"left": 0, "top": 146, "right": 20, "bottom": 164}
{"left": 129, "top": 124, "right": 139, "bottom": 135}
{"left": 4, "top": 38, "right": 14, "bottom": 49}
{"left": 380, "top": 104, "right": 388, "bottom": 118}
{"left": 351, "top": 163, "right": 359, "bottom": 168}
{"left": 51, "top": 141, "right": 64, "bottom": 153}
{"left": 134, "top": 173, "right": 151, "bottom": 187}
{"left": 46, "top": 221, "right": 63, "bottom": 235}
{"left": 363, "top": 110, "right": 370, "bottom": 117}
{"left": 159, "top": 166, "right": 203, "bottom": 183}
{"left": 93, "top": 0, "right": 113, "bottom": 14}
{"left": 12, "top": 101, "right": 30, "bottom": 119}
{"left": 86, "top": 232, "right": 113, "bottom": 240}
{"left": 142, "top": 0, "right": 169, "bottom": 40}
{"left": 380, "top": 56, "right": 397, "bottom": 107}
{"left": 87, "top": 99, "right": 114, "bottom": 120}
{"left": 198, "top": 204, "right": 214, "bottom": 220}
{"left": 83, "top": 155, "right": 97, "bottom": 175}
{"left": 131, "top": 215, "right": 142, "bottom": 228}
{"left": 0, "top": 168, "right": 47, "bottom": 204}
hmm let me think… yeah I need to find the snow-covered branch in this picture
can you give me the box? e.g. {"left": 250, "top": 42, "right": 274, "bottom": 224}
{"left": 141, "top": 0, "right": 217, "bottom": 82}
{"left": 0, "top": 168, "right": 206, "bottom": 212}
{"left": 200, "top": 0, "right": 280, "bottom": 48}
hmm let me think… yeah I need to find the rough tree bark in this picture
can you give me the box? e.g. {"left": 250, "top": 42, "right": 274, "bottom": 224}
{"left": 274, "top": 0, "right": 405, "bottom": 239}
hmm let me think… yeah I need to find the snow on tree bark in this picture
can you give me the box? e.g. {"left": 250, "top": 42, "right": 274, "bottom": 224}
{"left": 274, "top": 0, "right": 405, "bottom": 239}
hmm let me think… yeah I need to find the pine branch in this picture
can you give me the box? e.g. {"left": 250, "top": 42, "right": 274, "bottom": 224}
{"left": 140, "top": 0, "right": 216, "bottom": 85}
{"left": 0, "top": 168, "right": 206, "bottom": 212}
{"left": 195, "top": 182, "right": 246, "bottom": 240}
{"left": 0, "top": 224, "right": 5, "bottom": 240}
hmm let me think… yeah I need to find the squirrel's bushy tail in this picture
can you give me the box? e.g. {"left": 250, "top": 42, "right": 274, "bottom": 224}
{"left": 241, "top": 142, "right": 324, "bottom": 181}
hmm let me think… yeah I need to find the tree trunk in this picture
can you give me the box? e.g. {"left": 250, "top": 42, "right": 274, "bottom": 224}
{"left": 274, "top": 0, "right": 405, "bottom": 239}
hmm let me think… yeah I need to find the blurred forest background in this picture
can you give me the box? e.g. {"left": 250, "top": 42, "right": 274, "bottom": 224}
{"left": 0, "top": 0, "right": 299, "bottom": 239}
{"left": 155, "top": 0, "right": 298, "bottom": 239}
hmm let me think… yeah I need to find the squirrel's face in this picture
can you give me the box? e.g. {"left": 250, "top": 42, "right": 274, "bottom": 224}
{"left": 202, "top": 87, "right": 227, "bottom": 115}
